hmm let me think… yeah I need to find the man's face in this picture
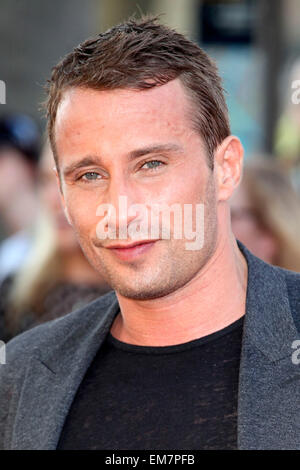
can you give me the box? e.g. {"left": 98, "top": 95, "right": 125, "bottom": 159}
{"left": 54, "top": 79, "right": 219, "bottom": 299}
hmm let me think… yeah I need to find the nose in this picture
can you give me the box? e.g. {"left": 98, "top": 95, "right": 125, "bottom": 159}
{"left": 97, "top": 173, "right": 142, "bottom": 240}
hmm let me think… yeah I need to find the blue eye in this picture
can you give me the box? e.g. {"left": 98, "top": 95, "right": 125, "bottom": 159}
{"left": 141, "top": 160, "right": 163, "bottom": 170}
{"left": 81, "top": 172, "right": 101, "bottom": 181}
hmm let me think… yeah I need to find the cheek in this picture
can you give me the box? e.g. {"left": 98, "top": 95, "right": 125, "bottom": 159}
{"left": 160, "top": 171, "right": 207, "bottom": 205}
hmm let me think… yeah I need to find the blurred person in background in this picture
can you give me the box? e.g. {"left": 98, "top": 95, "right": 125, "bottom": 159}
{"left": 230, "top": 157, "right": 300, "bottom": 272}
{"left": 0, "top": 140, "right": 111, "bottom": 342}
{"left": 0, "top": 114, "right": 40, "bottom": 282}
{"left": 275, "top": 58, "right": 300, "bottom": 168}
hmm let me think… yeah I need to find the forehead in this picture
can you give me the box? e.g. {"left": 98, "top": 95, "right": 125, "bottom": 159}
{"left": 54, "top": 79, "right": 197, "bottom": 153}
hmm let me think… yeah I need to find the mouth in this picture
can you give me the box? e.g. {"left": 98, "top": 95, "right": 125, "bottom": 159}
{"left": 105, "top": 239, "right": 159, "bottom": 261}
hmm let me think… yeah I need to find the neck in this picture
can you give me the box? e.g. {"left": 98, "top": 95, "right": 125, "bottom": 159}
{"left": 111, "top": 227, "right": 248, "bottom": 347}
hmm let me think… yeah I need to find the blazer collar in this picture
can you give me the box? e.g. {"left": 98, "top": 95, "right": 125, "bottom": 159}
{"left": 237, "top": 240, "right": 299, "bottom": 362}
{"left": 10, "top": 294, "right": 120, "bottom": 449}
{"left": 237, "top": 241, "right": 300, "bottom": 449}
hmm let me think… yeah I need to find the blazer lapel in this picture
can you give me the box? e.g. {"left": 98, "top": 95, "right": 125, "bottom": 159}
{"left": 10, "top": 295, "right": 120, "bottom": 450}
{"left": 237, "top": 243, "right": 300, "bottom": 449}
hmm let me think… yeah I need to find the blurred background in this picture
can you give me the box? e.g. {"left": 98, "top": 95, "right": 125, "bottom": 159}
{"left": 2, "top": 0, "right": 300, "bottom": 167}
{"left": 0, "top": 0, "right": 300, "bottom": 339}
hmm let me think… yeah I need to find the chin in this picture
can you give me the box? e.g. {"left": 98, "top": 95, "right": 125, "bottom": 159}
{"left": 115, "top": 286, "right": 175, "bottom": 301}
{"left": 111, "top": 273, "right": 190, "bottom": 300}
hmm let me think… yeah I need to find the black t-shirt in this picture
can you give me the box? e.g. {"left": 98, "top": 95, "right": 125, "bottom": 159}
{"left": 57, "top": 316, "right": 244, "bottom": 450}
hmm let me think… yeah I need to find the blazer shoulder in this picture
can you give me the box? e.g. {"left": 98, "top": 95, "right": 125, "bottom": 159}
{"left": 3, "top": 290, "right": 117, "bottom": 367}
{"left": 0, "top": 291, "right": 117, "bottom": 449}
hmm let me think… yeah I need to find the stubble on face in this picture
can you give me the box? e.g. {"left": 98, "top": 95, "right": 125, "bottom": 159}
{"left": 74, "top": 170, "right": 218, "bottom": 301}
{"left": 55, "top": 81, "right": 219, "bottom": 301}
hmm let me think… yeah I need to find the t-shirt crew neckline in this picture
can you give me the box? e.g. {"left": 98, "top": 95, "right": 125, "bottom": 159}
{"left": 107, "top": 314, "right": 244, "bottom": 355}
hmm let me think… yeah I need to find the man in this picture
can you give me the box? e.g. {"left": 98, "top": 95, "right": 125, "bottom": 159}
{"left": 0, "top": 16, "right": 299, "bottom": 450}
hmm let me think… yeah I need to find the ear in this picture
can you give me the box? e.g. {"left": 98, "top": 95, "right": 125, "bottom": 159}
{"left": 53, "top": 165, "right": 72, "bottom": 226}
{"left": 214, "top": 135, "right": 244, "bottom": 202}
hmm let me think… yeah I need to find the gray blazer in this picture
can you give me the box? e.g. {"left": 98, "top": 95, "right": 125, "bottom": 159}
{"left": 0, "top": 241, "right": 299, "bottom": 450}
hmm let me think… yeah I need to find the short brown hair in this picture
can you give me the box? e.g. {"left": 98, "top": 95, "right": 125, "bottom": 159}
{"left": 45, "top": 15, "right": 230, "bottom": 170}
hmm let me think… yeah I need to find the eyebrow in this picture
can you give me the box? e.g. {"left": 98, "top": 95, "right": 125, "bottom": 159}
{"left": 63, "top": 157, "right": 98, "bottom": 177}
{"left": 128, "top": 143, "right": 184, "bottom": 160}
{"left": 62, "top": 143, "right": 184, "bottom": 177}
